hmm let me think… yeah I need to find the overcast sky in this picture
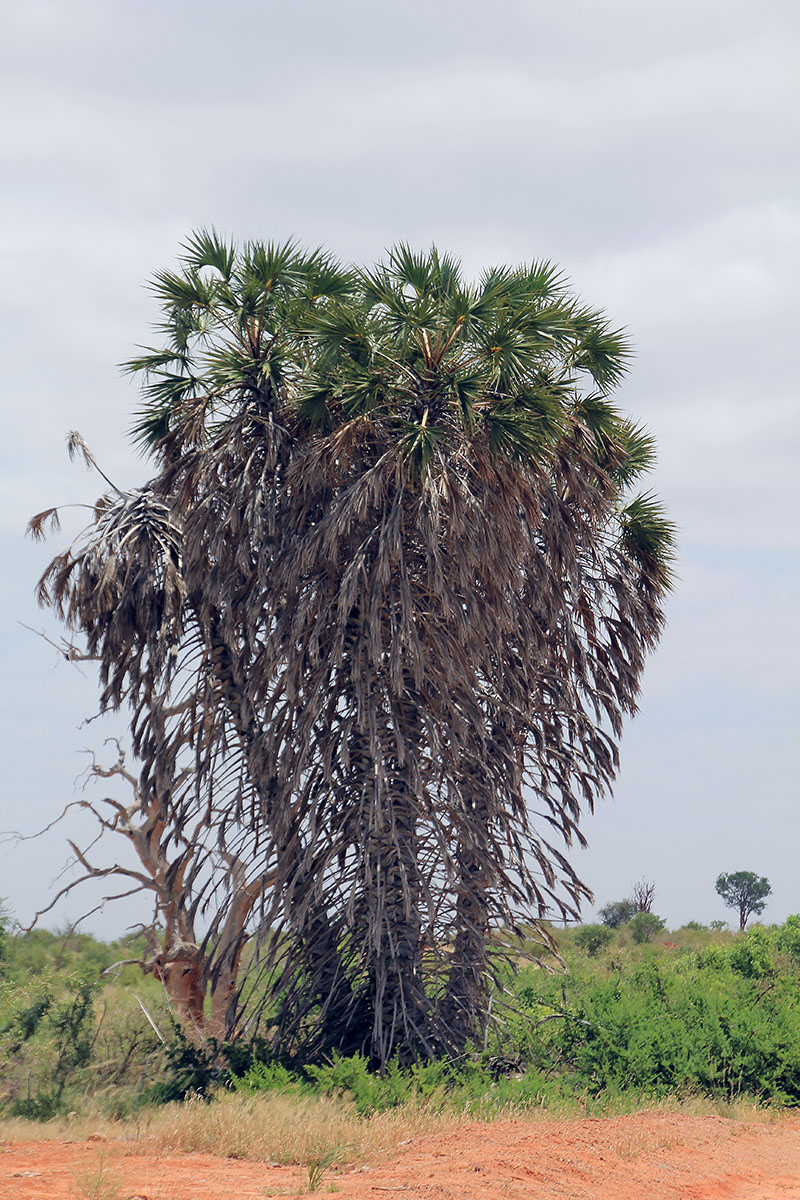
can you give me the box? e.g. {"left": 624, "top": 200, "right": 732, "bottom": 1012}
{"left": 1, "top": 0, "right": 798, "bottom": 938}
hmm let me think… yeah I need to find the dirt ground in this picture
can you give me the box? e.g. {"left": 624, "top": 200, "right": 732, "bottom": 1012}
{"left": 2, "top": 1112, "right": 799, "bottom": 1200}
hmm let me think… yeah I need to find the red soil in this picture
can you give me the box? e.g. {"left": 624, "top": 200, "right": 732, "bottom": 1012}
{"left": 2, "top": 1112, "right": 799, "bottom": 1199}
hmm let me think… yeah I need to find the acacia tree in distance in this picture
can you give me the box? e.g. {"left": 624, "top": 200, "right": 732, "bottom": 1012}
{"left": 716, "top": 871, "right": 771, "bottom": 932}
{"left": 598, "top": 900, "right": 637, "bottom": 928}
{"left": 32, "top": 232, "right": 675, "bottom": 1067}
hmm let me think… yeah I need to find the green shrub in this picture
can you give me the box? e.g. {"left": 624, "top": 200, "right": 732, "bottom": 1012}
{"left": 696, "top": 944, "right": 729, "bottom": 970}
{"left": 0, "top": 900, "right": 10, "bottom": 969}
{"left": 233, "top": 1058, "right": 304, "bottom": 1097}
{"left": 777, "top": 915, "right": 800, "bottom": 962}
{"left": 311, "top": 1053, "right": 431, "bottom": 1114}
{"left": 4, "top": 979, "right": 97, "bottom": 1118}
{"left": 575, "top": 925, "right": 614, "bottom": 956}
{"left": 629, "top": 912, "right": 666, "bottom": 944}
{"left": 237, "top": 1052, "right": 477, "bottom": 1116}
{"left": 508, "top": 947, "right": 800, "bottom": 1104}
{"left": 729, "top": 928, "right": 774, "bottom": 979}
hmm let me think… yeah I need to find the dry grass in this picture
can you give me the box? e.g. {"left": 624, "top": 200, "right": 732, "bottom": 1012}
{"left": 0, "top": 1090, "right": 788, "bottom": 1173}
{"left": 671, "top": 1093, "right": 787, "bottom": 1125}
{"left": 614, "top": 1127, "right": 681, "bottom": 1161}
{"left": 131, "top": 1092, "right": 461, "bottom": 1165}
{"left": 0, "top": 1093, "right": 460, "bottom": 1167}
{"left": 69, "top": 1148, "right": 127, "bottom": 1200}
{"left": 0, "top": 1112, "right": 124, "bottom": 1144}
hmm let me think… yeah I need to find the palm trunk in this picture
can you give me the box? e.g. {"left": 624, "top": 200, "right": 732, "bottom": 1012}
{"left": 442, "top": 722, "right": 520, "bottom": 1050}
{"left": 441, "top": 788, "right": 491, "bottom": 1049}
{"left": 372, "top": 771, "right": 425, "bottom": 1064}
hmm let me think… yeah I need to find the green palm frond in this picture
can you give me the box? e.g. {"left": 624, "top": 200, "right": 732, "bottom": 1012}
{"left": 476, "top": 314, "right": 551, "bottom": 387}
{"left": 484, "top": 404, "right": 551, "bottom": 463}
{"left": 150, "top": 267, "right": 217, "bottom": 313}
{"left": 398, "top": 416, "right": 446, "bottom": 474}
{"left": 513, "top": 259, "right": 568, "bottom": 302}
{"left": 240, "top": 238, "right": 301, "bottom": 293}
{"left": 572, "top": 393, "right": 621, "bottom": 439}
{"left": 179, "top": 227, "right": 235, "bottom": 280}
{"left": 438, "top": 285, "right": 482, "bottom": 333}
{"left": 308, "top": 304, "right": 376, "bottom": 366}
{"left": 299, "top": 250, "right": 354, "bottom": 303}
{"left": 610, "top": 420, "right": 658, "bottom": 488}
{"left": 618, "top": 492, "right": 677, "bottom": 591}
{"left": 387, "top": 242, "right": 436, "bottom": 296}
{"left": 450, "top": 373, "right": 484, "bottom": 434}
{"left": 477, "top": 263, "right": 515, "bottom": 301}
{"left": 130, "top": 403, "right": 173, "bottom": 451}
{"left": 121, "top": 347, "right": 189, "bottom": 376}
{"left": 156, "top": 304, "right": 203, "bottom": 355}
{"left": 427, "top": 245, "right": 463, "bottom": 300}
{"left": 202, "top": 344, "right": 278, "bottom": 391}
{"left": 513, "top": 386, "right": 569, "bottom": 447}
{"left": 571, "top": 309, "right": 632, "bottom": 391}
{"left": 361, "top": 270, "right": 439, "bottom": 332}
{"left": 295, "top": 379, "right": 335, "bottom": 431}
{"left": 338, "top": 364, "right": 389, "bottom": 419}
{"left": 572, "top": 397, "right": 658, "bottom": 488}
{"left": 143, "top": 371, "right": 197, "bottom": 399}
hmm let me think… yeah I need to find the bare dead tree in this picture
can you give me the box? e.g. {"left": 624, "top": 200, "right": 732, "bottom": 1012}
{"left": 631, "top": 879, "right": 657, "bottom": 913}
{"left": 16, "top": 739, "right": 275, "bottom": 1041}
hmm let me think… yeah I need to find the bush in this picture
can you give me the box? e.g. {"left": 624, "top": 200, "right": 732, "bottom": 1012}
{"left": 149, "top": 1022, "right": 272, "bottom": 1103}
{"left": 729, "top": 928, "right": 774, "bottom": 979}
{"left": 575, "top": 925, "right": 614, "bottom": 956}
{"left": 0, "top": 900, "right": 10, "bottom": 969}
{"left": 777, "top": 915, "right": 800, "bottom": 962}
{"left": 629, "top": 912, "right": 666, "bottom": 944}
{"left": 308, "top": 1053, "right": 420, "bottom": 1114}
{"left": 0, "top": 930, "right": 173, "bottom": 1117}
{"left": 510, "top": 949, "right": 800, "bottom": 1104}
{"left": 3, "top": 979, "right": 97, "bottom": 1118}
{"left": 235, "top": 1052, "right": 488, "bottom": 1116}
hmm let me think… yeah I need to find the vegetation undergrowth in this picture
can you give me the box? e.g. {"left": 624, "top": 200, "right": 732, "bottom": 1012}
{"left": 2, "top": 914, "right": 799, "bottom": 1147}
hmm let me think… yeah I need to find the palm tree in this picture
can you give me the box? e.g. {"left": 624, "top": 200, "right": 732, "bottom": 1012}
{"left": 34, "top": 233, "right": 674, "bottom": 1067}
